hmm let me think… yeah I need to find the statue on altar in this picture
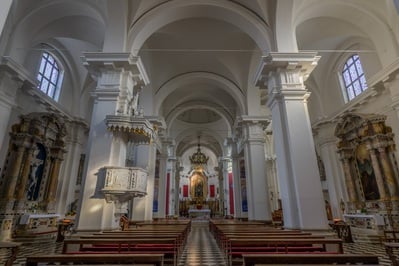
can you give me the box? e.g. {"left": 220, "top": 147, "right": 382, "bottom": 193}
{"left": 195, "top": 180, "right": 203, "bottom": 198}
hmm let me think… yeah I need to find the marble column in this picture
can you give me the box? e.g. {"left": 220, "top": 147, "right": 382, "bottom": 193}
{"left": 338, "top": 154, "right": 358, "bottom": 203}
{"left": 232, "top": 155, "right": 242, "bottom": 218}
{"left": 14, "top": 148, "right": 35, "bottom": 212}
{"left": 45, "top": 149, "right": 65, "bottom": 212}
{"left": 174, "top": 162, "right": 181, "bottom": 217}
{"left": 256, "top": 52, "right": 328, "bottom": 230}
{"left": 0, "top": 0, "right": 12, "bottom": 39}
{"left": 379, "top": 147, "right": 399, "bottom": 199}
{"left": 219, "top": 160, "right": 228, "bottom": 216}
{"left": 131, "top": 142, "right": 156, "bottom": 221}
{"left": 368, "top": 148, "right": 388, "bottom": 200}
{"left": 241, "top": 120, "right": 271, "bottom": 221}
{"left": 317, "top": 123, "right": 347, "bottom": 218}
{"left": 156, "top": 153, "right": 168, "bottom": 219}
{"left": 76, "top": 53, "right": 148, "bottom": 231}
{"left": 56, "top": 120, "right": 87, "bottom": 216}
{"left": 3, "top": 143, "right": 25, "bottom": 210}
{"left": 0, "top": 95, "right": 13, "bottom": 153}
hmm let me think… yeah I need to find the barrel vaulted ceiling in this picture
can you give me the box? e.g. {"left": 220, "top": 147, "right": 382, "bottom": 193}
{"left": 6, "top": 0, "right": 397, "bottom": 161}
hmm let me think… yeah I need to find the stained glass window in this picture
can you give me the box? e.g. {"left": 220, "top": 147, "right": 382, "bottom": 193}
{"left": 37, "top": 52, "right": 63, "bottom": 101}
{"left": 342, "top": 54, "right": 368, "bottom": 101}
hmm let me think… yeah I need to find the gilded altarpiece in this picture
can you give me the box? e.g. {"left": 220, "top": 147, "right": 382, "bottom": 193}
{"left": 335, "top": 113, "right": 399, "bottom": 229}
{"left": 0, "top": 112, "right": 66, "bottom": 240}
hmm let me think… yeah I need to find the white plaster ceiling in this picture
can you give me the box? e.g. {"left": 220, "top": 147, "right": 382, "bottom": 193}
{"left": 8, "top": 0, "right": 395, "bottom": 163}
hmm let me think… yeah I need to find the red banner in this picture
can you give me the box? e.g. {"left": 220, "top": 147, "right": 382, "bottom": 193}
{"left": 183, "top": 185, "right": 188, "bottom": 197}
{"left": 210, "top": 184, "right": 215, "bottom": 197}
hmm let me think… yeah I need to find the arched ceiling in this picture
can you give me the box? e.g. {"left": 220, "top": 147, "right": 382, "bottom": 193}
{"left": 8, "top": 0, "right": 396, "bottom": 168}
{"left": 137, "top": 4, "right": 265, "bottom": 159}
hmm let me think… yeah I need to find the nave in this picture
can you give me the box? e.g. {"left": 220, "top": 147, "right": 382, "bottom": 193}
{"left": 0, "top": 220, "right": 394, "bottom": 266}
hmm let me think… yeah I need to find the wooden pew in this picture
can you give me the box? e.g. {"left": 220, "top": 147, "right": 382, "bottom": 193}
{"left": 385, "top": 242, "right": 399, "bottom": 266}
{"left": 225, "top": 238, "right": 344, "bottom": 266}
{"left": 26, "top": 253, "right": 164, "bottom": 266}
{"left": 81, "top": 233, "right": 186, "bottom": 251}
{"left": 62, "top": 237, "right": 178, "bottom": 265}
{"left": 123, "top": 219, "right": 191, "bottom": 230}
{"left": 218, "top": 234, "right": 326, "bottom": 254}
{"left": 242, "top": 253, "right": 379, "bottom": 266}
{"left": 0, "top": 241, "right": 21, "bottom": 266}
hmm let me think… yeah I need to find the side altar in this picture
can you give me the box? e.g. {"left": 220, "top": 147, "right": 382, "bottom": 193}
{"left": 14, "top": 214, "right": 60, "bottom": 238}
{"left": 344, "top": 214, "right": 385, "bottom": 243}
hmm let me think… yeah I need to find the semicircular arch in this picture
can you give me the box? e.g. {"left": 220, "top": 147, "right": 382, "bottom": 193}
{"left": 293, "top": 1, "right": 398, "bottom": 66}
{"left": 174, "top": 127, "right": 224, "bottom": 157}
{"left": 166, "top": 101, "right": 233, "bottom": 137}
{"left": 128, "top": 0, "right": 273, "bottom": 56}
{"left": 154, "top": 71, "right": 245, "bottom": 115}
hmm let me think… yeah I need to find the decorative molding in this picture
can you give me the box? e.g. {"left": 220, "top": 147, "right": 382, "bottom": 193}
{"left": 105, "top": 114, "right": 155, "bottom": 144}
{"left": 81, "top": 52, "right": 149, "bottom": 86}
{"left": 0, "top": 56, "right": 37, "bottom": 86}
{"left": 254, "top": 52, "right": 320, "bottom": 86}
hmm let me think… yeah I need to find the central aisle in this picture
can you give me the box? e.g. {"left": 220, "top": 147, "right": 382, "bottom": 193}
{"left": 178, "top": 220, "right": 227, "bottom": 266}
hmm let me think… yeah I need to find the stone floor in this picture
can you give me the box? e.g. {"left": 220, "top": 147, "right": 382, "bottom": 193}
{"left": 0, "top": 220, "right": 394, "bottom": 265}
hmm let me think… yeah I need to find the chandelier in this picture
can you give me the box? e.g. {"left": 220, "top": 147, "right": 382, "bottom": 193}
{"left": 189, "top": 136, "right": 209, "bottom": 166}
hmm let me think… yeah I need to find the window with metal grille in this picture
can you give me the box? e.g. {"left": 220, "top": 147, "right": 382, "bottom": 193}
{"left": 342, "top": 54, "right": 368, "bottom": 101}
{"left": 37, "top": 52, "right": 63, "bottom": 101}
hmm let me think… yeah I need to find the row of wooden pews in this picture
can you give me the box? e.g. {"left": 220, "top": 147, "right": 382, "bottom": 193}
{"left": 26, "top": 219, "right": 191, "bottom": 266}
{"left": 209, "top": 219, "right": 379, "bottom": 266}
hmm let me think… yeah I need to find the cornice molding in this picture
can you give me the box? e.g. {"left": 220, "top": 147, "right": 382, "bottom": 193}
{"left": 81, "top": 52, "right": 150, "bottom": 86}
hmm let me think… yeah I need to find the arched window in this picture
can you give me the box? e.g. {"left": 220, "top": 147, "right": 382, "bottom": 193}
{"left": 37, "top": 52, "right": 63, "bottom": 101}
{"left": 341, "top": 54, "right": 368, "bottom": 101}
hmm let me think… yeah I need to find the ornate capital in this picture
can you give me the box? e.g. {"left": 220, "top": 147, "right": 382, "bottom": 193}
{"left": 81, "top": 52, "right": 149, "bottom": 86}
{"left": 235, "top": 115, "right": 270, "bottom": 144}
{"left": 254, "top": 52, "right": 320, "bottom": 87}
{"left": 106, "top": 115, "right": 155, "bottom": 144}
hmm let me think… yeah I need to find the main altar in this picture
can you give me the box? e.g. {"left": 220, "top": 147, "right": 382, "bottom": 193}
{"left": 188, "top": 206, "right": 211, "bottom": 219}
{"left": 182, "top": 136, "right": 213, "bottom": 219}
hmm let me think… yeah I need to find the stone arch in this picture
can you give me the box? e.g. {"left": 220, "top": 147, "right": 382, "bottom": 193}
{"left": 128, "top": 0, "right": 273, "bottom": 56}
{"left": 154, "top": 71, "right": 245, "bottom": 116}
{"left": 293, "top": 1, "right": 399, "bottom": 67}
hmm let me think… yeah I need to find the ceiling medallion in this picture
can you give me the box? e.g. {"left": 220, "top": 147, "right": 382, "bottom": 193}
{"left": 189, "top": 136, "right": 209, "bottom": 166}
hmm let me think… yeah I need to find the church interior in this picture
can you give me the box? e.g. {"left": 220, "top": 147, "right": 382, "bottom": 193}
{"left": 1, "top": 0, "right": 399, "bottom": 265}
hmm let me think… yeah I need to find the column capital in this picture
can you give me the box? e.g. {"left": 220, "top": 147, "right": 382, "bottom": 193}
{"left": 254, "top": 52, "right": 320, "bottom": 86}
{"left": 81, "top": 52, "right": 149, "bottom": 86}
{"left": 235, "top": 116, "right": 269, "bottom": 144}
